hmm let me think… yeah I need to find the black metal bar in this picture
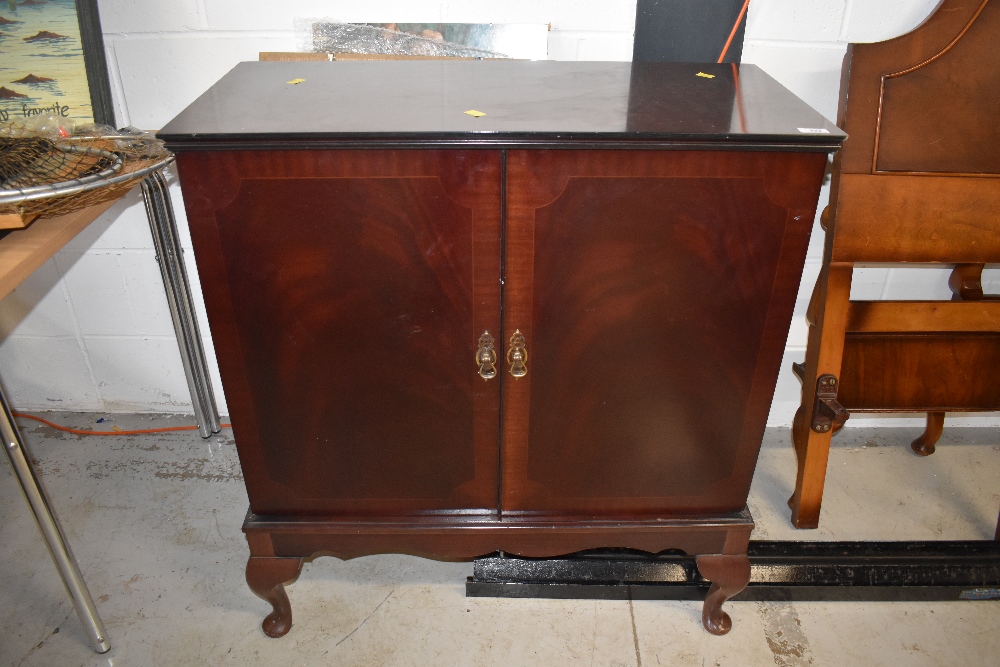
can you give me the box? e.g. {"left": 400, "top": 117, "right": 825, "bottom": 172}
{"left": 633, "top": 0, "right": 748, "bottom": 64}
{"left": 75, "top": 0, "right": 116, "bottom": 126}
{"left": 466, "top": 541, "right": 1000, "bottom": 602}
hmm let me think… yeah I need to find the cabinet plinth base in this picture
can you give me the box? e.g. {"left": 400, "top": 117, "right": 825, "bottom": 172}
{"left": 243, "top": 508, "right": 752, "bottom": 636}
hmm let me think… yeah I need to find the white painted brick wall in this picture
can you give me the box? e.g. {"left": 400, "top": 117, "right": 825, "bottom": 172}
{"left": 3, "top": 0, "right": 988, "bottom": 427}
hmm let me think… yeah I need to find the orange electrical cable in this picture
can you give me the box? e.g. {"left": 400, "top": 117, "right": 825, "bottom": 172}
{"left": 718, "top": 0, "right": 751, "bottom": 63}
{"left": 12, "top": 411, "right": 231, "bottom": 436}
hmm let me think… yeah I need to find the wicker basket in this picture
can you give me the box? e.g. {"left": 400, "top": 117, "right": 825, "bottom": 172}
{"left": 0, "top": 128, "right": 172, "bottom": 230}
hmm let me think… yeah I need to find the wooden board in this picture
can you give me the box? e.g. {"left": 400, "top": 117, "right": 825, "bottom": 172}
{"left": 0, "top": 200, "right": 117, "bottom": 301}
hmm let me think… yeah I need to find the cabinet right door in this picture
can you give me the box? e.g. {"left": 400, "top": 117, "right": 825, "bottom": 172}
{"left": 502, "top": 149, "right": 828, "bottom": 516}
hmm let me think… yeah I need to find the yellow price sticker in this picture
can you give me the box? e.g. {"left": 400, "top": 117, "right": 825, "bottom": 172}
{"left": 695, "top": 72, "right": 716, "bottom": 79}
{"left": 464, "top": 109, "right": 487, "bottom": 118}
{"left": 287, "top": 78, "right": 306, "bottom": 85}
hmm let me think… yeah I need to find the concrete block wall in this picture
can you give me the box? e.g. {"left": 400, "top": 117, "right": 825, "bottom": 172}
{"left": 5, "top": 0, "right": 993, "bottom": 427}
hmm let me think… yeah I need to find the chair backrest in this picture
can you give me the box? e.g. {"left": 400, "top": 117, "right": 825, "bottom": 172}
{"left": 828, "top": 0, "right": 1000, "bottom": 264}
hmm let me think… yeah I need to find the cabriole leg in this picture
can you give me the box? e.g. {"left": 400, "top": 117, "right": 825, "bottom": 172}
{"left": 911, "top": 412, "right": 945, "bottom": 457}
{"left": 695, "top": 554, "right": 751, "bottom": 635}
{"left": 246, "top": 556, "right": 303, "bottom": 638}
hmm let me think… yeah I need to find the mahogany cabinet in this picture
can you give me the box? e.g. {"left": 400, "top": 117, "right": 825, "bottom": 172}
{"left": 159, "top": 60, "right": 843, "bottom": 637}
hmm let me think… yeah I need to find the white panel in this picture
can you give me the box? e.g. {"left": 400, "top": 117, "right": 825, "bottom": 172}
{"left": 117, "top": 251, "right": 175, "bottom": 337}
{"left": 110, "top": 34, "right": 298, "bottom": 131}
{"left": 851, "top": 266, "right": 891, "bottom": 300}
{"left": 0, "top": 260, "right": 75, "bottom": 338}
{"left": 62, "top": 190, "right": 154, "bottom": 252}
{"left": 982, "top": 267, "right": 1000, "bottom": 295}
{"left": 880, "top": 266, "right": 954, "bottom": 300}
{"left": 848, "top": 413, "right": 1000, "bottom": 427}
{"left": 166, "top": 171, "right": 195, "bottom": 251}
{"left": 546, "top": 31, "right": 581, "bottom": 60}
{"left": 177, "top": 250, "right": 210, "bottom": 339}
{"left": 741, "top": 42, "right": 847, "bottom": 119}
{"left": 746, "top": 0, "right": 847, "bottom": 41}
{"left": 574, "top": 32, "right": 635, "bottom": 61}
{"left": 445, "top": 0, "right": 637, "bottom": 32}
{"left": 806, "top": 180, "right": 832, "bottom": 262}
{"left": 203, "top": 0, "right": 637, "bottom": 33}
{"left": 788, "top": 260, "right": 822, "bottom": 348}
{"left": 843, "top": 0, "right": 943, "bottom": 43}
{"left": 97, "top": 0, "right": 204, "bottom": 33}
{"left": 57, "top": 252, "right": 137, "bottom": 337}
{"left": 205, "top": 0, "right": 439, "bottom": 30}
{"left": 0, "top": 336, "right": 100, "bottom": 410}
{"left": 85, "top": 337, "right": 193, "bottom": 411}
{"left": 767, "top": 347, "right": 807, "bottom": 427}
{"left": 198, "top": 332, "right": 229, "bottom": 416}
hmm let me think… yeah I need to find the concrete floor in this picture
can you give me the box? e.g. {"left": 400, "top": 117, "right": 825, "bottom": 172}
{"left": 2, "top": 413, "right": 999, "bottom": 666}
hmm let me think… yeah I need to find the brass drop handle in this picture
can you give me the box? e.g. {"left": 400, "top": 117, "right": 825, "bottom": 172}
{"left": 476, "top": 331, "right": 498, "bottom": 380}
{"left": 507, "top": 329, "right": 528, "bottom": 378}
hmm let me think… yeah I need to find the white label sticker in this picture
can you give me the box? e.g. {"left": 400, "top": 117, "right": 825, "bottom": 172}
{"left": 798, "top": 127, "right": 831, "bottom": 134}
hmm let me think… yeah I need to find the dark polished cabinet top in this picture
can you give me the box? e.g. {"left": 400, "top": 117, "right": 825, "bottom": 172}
{"left": 158, "top": 60, "right": 844, "bottom": 150}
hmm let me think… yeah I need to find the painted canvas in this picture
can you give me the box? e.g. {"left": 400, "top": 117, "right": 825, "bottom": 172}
{"left": 0, "top": 0, "right": 94, "bottom": 124}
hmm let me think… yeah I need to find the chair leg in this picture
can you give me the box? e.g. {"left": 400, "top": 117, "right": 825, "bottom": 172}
{"left": 911, "top": 412, "right": 945, "bottom": 457}
{"left": 789, "top": 262, "right": 853, "bottom": 529}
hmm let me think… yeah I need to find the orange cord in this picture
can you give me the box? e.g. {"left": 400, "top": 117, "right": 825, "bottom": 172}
{"left": 718, "top": 0, "right": 751, "bottom": 63}
{"left": 12, "top": 411, "right": 231, "bottom": 436}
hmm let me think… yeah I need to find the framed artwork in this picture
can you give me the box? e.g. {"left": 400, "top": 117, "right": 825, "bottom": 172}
{"left": 0, "top": 0, "right": 114, "bottom": 126}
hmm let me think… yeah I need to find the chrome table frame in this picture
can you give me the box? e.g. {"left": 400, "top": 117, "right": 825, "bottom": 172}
{"left": 1, "top": 163, "right": 221, "bottom": 653}
{"left": 141, "top": 167, "right": 221, "bottom": 438}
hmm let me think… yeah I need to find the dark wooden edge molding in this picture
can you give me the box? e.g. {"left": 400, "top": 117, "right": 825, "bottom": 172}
{"left": 162, "top": 138, "right": 843, "bottom": 154}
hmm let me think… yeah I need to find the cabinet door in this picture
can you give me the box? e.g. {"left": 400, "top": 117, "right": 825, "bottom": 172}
{"left": 502, "top": 149, "right": 827, "bottom": 515}
{"left": 178, "top": 150, "right": 502, "bottom": 516}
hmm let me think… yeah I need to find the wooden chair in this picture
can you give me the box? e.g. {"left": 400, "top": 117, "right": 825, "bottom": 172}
{"left": 789, "top": 0, "right": 1000, "bottom": 529}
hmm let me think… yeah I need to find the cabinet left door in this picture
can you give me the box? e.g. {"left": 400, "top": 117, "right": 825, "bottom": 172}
{"left": 176, "top": 149, "right": 503, "bottom": 516}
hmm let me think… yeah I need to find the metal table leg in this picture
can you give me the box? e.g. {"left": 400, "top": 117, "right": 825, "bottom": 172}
{"left": 141, "top": 169, "right": 221, "bottom": 438}
{"left": 1, "top": 386, "right": 110, "bottom": 653}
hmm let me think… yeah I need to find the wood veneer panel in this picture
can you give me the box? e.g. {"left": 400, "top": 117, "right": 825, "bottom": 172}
{"left": 839, "top": 333, "right": 1000, "bottom": 411}
{"left": 177, "top": 150, "right": 502, "bottom": 515}
{"left": 831, "top": 174, "right": 1000, "bottom": 263}
{"left": 875, "top": 0, "right": 1000, "bottom": 174}
{"left": 502, "top": 149, "right": 828, "bottom": 515}
{"left": 837, "top": 0, "right": 996, "bottom": 175}
{"left": 847, "top": 300, "right": 1000, "bottom": 333}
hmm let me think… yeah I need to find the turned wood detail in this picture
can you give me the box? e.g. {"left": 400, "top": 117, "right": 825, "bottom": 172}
{"left": 246, "top": 556, "right": 303, "bottom": 638}
{"left": 950, "top": 263, "right": 1000, "bottom": 303}
{"left": 695, "top": 554, "right": 751, "bottom": 636}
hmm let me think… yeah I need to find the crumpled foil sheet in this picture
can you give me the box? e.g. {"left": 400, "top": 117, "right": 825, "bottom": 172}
{"left": 307, "top": 22, "right": 510, "bottom": 59}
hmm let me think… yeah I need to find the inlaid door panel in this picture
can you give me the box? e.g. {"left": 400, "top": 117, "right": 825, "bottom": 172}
{"left": 177, "top": 150, "right": 502, "bottom": 516}
{"left": 502, "top": 149, "right": 828, "bottom": 515}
